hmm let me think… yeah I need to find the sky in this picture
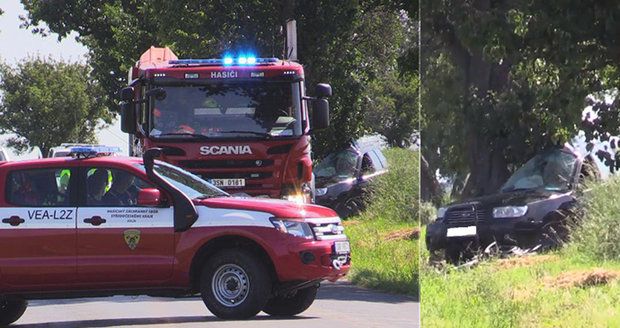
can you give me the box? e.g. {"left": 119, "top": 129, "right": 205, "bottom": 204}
{"left": 0, "top": 0, "right": 129, "bottom": 159}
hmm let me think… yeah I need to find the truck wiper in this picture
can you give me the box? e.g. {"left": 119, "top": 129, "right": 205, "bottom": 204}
{"left": 153, "top": 132, "right": 210, "bottom": 139}
{"left": 218, "top": 130, "right": 272, "bottom": 138}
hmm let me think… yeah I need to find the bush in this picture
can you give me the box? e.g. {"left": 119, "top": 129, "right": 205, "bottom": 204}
{"left": 359, "top": 148, "right": 419, "bottom": 223}
{"left": 571, "top": 176, "right": 620, "bottom": 261}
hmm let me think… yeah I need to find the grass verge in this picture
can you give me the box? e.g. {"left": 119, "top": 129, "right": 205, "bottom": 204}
{"left": 421, "top": 176, "right": 620, "bottom": 327}
{"left": 345, "top": 148, "right": 419, "bottom": 298}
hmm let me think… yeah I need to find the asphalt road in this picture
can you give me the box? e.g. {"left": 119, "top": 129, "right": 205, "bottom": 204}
{"left": 13, "top": 281, "right": 419, "bottom": 328}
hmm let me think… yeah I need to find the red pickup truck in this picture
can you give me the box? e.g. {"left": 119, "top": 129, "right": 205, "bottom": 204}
{"left": 0, "top": 147, "right": 350, "bottom": 325}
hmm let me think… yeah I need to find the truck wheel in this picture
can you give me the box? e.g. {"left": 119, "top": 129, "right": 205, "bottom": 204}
{"left": 200, "top": 249, "right": 271, "bottom": 320}
{"left": 263, "top": 285, "right": 319, "bottom": 316}
{"left": 0, "top": 299, "right": 27, "bottom": 326}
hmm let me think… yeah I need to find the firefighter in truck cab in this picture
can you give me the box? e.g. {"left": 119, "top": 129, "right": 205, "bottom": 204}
{"left": 119, "top": 47, "right": 331, "bottom": 203}
{"left": 0, "top": 146, "right": 350, "bottom": 326}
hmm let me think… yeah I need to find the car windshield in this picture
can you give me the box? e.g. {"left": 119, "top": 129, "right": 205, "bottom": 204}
{"left": 136, "top": 162, "right": 228, "bottom": 199}
{"left": 149, "top": 81, "right": 302, "bottom": 139}
{"left": 501, "top": 149, "right": 578, "bottom": 193}
{"left": 314, "top": 148, "right": 359, "bottom": 183}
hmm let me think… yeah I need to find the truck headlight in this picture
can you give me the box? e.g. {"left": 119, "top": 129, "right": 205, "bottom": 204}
{"left": 437, "top": 207, "right": 447, "bottom": 219}
{"left": 315, "top": 187, "right": 328, "bottom": 196}
{"left": 493, "top": 206, "right": 528, "bottom": 218}
{"left": 270, "top": 219, "right": 314, "bottom": 239}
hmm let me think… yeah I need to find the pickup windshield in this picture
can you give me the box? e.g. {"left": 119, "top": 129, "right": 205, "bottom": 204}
{"left": 501, "top": 149, "right": 578, "bottom": 193}
{"left": 136, "top": 162, "right": 228, "bottom": 199}
{"left": 149, "top": 81, "right": 302, "bottom": 139}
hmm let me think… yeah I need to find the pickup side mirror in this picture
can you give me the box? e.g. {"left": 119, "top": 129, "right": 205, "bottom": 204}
{"left": 312, "top": 98, "right": 329, "bottom": 130}
{"left": 315, "top": 83, "right": 332, "bottom": 98}
{"left": 137, "top": 188, "right": 163, "bottom": 206}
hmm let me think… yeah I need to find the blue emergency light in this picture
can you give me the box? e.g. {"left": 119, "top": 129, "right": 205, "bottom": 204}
{"left": 69, "top": 146, "right": 122, "bottom": 159}
{"left": 169, "top": 57, "right": 277, "bottom": 66}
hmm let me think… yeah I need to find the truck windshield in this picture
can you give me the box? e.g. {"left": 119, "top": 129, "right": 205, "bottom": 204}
{"left": 136, "top": 162, "right": 228, "bottom": 199}
{"left": 500, "top": 149, "right": 578, "bottom": 193}
{"left": 149, "top": 81, "right": 302, "bottom": 139}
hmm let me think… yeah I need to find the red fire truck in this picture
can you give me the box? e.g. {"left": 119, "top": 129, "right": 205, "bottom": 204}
{"left": 119, "top": 47, "right": 331, "bottom": 202}
{"left": 0, "top": 146, "right": 350, "bottom": 325}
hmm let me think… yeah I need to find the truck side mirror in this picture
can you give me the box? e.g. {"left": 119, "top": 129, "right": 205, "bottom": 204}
{"left": 120, "top": 87, "right": 135, "bottom": 102}
{"left": 120, "top": 102, "right": 137, "bottom": 134}
{"left": 315, "top": 83, "right": 332, "bottom": 98}
{"left": 312, "top": 99, "right": 329, "bottom": 130}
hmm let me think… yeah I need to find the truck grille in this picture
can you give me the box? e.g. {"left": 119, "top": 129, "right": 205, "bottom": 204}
{"left": 445, "top": 204, "right": 488, "bottom": 226}
{"left": 180, "top": 159, "right": 274, "bottom": 169}
{"left": 305, "top": 218, "right": 347, "bottom": 241}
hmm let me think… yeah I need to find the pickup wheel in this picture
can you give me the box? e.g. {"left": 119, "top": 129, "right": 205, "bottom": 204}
{"left": 263, "top": 285, "right": 319, "bottom": 316}
{"left": 200, "top": 249, "right": 271, "bottom": 320}
{"left": 0, "top": 299, "right": 27, "bottom": 326}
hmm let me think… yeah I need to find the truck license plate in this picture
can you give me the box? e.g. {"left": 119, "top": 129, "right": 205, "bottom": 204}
{"left": 334, "top": 241, "right": 351, "bottom": 254}
{"left": 446, "top": 226, "right": 477, "bottom": 237}
{"left": 210, "top": 179, "right": 245, "bottom": 187}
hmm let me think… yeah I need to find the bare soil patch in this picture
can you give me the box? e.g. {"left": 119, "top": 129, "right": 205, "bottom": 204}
{"left": 496, "top": 255, "right": 557, "bottom": 270}
{"left": 383, "top": 228, "right": 419, "bottom": 241}
{"left": 545, "top": 268, "right": 620, "bottom": 288}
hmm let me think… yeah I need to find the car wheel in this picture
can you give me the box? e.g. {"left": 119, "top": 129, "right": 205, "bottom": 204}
{"left": 335, "top": 195, "right": 364, "bottom": 218}
{"left": 200, "top": 249, "right": 271, "bottom": 320}
{"left": 540, "top": 220, "right": 569, "bottom": 250}
{"left": 263, "top": 285, "right": 319, "bottom": 316}
{"left": 0, "top": 299, "right": 27, "bottom": 326}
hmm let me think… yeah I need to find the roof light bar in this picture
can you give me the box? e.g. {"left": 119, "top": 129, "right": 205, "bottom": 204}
{"left": 169, "top": 57, "right": 278, "bottom": 66}
{"left": 69, "top": 146, "right": 121, "bottom": 159}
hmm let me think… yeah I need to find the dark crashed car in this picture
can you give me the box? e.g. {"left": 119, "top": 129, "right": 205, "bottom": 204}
{"left": 314, "top": 143, "right": 388, "bottom": 218}
{"left": 426, "top": 146, "right": 598, "bottom": 263}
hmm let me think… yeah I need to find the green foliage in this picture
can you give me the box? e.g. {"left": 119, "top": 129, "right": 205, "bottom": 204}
{"left": 0, "top": 57, "right": 112, "bottom": 155}
{"left": 571, "top": 177, "right": 620, "bottom": 261}
{"left": 346, "top": 148, "right": 419, "bottom": 297}
{"left": 20, "top": 0, "right": 417, "bottom": 157}
{"left": 421, "top": 1, "right": 620, "bottom": 197}
{"left": 360, "top": 148, "right": 419, "bottom": 223}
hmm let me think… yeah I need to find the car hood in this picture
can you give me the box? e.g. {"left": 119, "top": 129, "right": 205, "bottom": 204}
{"left": 448, "top": 189, "right": 574, "bottom": 208}
{"left": 196, "top": 197, "right": 339, "bottom": 219}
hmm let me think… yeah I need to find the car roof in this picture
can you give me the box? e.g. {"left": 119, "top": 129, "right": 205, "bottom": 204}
{"left": 0, "top": 156, "right": 143, "bottom": 170}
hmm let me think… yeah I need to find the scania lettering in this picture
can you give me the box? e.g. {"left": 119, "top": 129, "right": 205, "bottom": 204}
{"left": 0, "top": 146, "right": 350, "bottom": 325}
{"left": 119, "top": 47, "right": 332, "bottom": 202}
{"left": 200, "top": 145, "right": 252, "bottom": 156}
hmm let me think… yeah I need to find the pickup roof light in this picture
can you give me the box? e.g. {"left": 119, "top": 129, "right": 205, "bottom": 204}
{"left": 69, "top": 146, "right": 121, "bottom": 159}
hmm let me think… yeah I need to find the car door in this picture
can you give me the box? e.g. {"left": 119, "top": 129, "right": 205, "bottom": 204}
{"left": 0, "top": 167, "right": 77, "bottom": 290}
{"left": 76, "top": 166, "right": 175, "bottom": 287}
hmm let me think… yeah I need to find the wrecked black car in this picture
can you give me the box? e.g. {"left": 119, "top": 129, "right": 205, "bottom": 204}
{"left": 314, "top": 142, "right": 388, "bottom": 218}
{"left": 426, "top": 146, "right": 597, "bottom": 263}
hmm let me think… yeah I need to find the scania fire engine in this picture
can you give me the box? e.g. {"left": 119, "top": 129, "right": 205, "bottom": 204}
{"left": 119, "top": 47, "right": 332, "bottom": 202}
{"left": 0, "top": 146, "right": 350, "bottom": 325}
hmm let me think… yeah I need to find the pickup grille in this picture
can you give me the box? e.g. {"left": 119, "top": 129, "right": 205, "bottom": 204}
{"left": 306, "top": 218, "right": 347, "bottom": 241}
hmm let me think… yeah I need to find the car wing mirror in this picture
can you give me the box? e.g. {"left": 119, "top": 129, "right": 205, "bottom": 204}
{"left": 137, "top": 188, "right": 163, "bottom": 206}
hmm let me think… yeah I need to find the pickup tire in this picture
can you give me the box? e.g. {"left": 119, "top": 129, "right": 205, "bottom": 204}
{"left": 263, "top": 285, "right": 319, "bottom": 316}
{"left": 200, "top": 249, "right": 271, "bottom": 320}
{"left": 0, "top": 299, "right": 27, "bottom": 326}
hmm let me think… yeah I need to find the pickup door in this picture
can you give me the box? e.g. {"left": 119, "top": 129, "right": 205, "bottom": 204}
{"left": 76, "top": 166, "right": 175, "bottom": 288}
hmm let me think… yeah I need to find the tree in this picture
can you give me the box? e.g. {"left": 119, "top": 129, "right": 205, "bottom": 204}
{"left": 421, "top": 0, "right": 620, "bottom": 199}
{"left": 0, "top": 57, "right": 113, "bottom": 156}
{"left": 20, "top": 0, "right": 414, "bottom": 157}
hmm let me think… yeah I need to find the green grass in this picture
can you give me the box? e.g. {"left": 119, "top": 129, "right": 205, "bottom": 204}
{"left": 421, "top": 176, "right": 620, "bottom": 327}
{"left": 345, "top": 148, "right": 419, "bottom": 298}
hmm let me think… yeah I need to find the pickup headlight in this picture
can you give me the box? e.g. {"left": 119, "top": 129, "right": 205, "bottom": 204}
{"left": 493, "top": 206, "right": 528, "bottom": 218}
{"left": 315, "top": 187, "right": 328, "bottom": 196}
{"left": 437, "top": 207, "right": 447, "bottom": 219}
{"left": 270, "top": 219, "right": 314, "bottom": 239}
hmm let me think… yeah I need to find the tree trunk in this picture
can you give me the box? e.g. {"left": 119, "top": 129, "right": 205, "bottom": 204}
{"left": 420, "top": 154, "right": 443, "bottom": 205}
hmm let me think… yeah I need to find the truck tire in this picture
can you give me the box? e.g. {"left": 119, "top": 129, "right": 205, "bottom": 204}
{"left": 263, "top": 285, "right": 319, "bottom": 316}
{"left": 200, "top": 249, "right": 271, "bottom": 320}
{"left": 0, "top": 299, "right": 27, "bottom": 326}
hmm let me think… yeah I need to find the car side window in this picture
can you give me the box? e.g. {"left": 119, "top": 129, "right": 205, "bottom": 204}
{"left": 85, "top": 167, "right": 154, "bottom": 206}
{"left": 6, "top": 168, "right": 72, "bottom": 206}
{"left": 361, "top": 153, "right": 375, "bottom": 175}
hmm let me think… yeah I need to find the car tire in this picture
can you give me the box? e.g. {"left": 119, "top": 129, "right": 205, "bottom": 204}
{"left": 263, "top": 285, "right": 319, "bottom": 316}
{"left": 0, "top": 299, "right": 27, "bottom": 326}
{"left": 335, "top": 195, "right": 364, "bottom": 218}
{"left": 200, "top": 249, "right": 271, "bottom": 320}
